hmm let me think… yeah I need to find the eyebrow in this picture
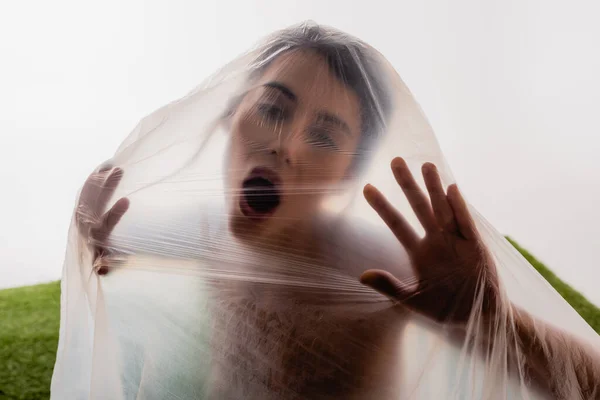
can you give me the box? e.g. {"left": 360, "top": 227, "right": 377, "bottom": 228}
{"left": 263, "top": 82, "right": 297, "bottom": 102}
{"left": 317, "top": 112, "right": 351, "bottom": 136}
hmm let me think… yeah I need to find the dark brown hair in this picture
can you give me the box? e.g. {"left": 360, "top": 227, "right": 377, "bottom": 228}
{"left": 252, "top": 22, "right": 393, "bottom": 158}
{"left": 224, "top": 22, "right": 394, "bottom": 173}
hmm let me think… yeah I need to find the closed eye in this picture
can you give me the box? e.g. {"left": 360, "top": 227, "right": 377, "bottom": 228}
{"left": 257, "top": 103, "right": 286, "bottom": 123}
{"left": 306, "top": 128, "right": 338, "bottom": 150}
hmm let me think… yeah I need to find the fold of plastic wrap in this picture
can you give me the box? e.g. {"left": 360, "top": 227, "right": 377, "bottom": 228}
{"left": 51, "top": 22, "right": 600, "bottom": 400}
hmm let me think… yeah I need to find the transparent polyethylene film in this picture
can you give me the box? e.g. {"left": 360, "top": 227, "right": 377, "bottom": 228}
{"left": 51, "top": 22, "right": 600, "bottom": 399}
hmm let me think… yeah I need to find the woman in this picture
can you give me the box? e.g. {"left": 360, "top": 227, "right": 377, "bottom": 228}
{"left": 69, "top": 23, "right": 599, "bottom": 399}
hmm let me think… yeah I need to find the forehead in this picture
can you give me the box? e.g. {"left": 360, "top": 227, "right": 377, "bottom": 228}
{"left": 254, "top": 50, "right": 361, "bottom": 131}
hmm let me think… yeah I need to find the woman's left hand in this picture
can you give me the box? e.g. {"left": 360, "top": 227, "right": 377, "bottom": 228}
{"left": 361, "top": 157, "right": 500, "bottom": 325}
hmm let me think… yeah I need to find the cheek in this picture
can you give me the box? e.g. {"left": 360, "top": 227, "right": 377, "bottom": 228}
{"left": 225, "top": 135, "right": 249, "bottom": 189}
{"left": 299, "top": 152, "right": 354, "bottom": 185}
{"left": 229, "top": 118, "right": 264, "bottom": 161}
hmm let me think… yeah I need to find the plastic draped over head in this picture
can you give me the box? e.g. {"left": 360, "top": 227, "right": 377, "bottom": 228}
{"left": 51, "top": 22, "right": 600, "bottom": 399}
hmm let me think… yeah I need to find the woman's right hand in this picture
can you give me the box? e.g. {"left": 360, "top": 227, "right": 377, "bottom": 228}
{"left": 76, "top": 164, "right": 130, "bottom": 275}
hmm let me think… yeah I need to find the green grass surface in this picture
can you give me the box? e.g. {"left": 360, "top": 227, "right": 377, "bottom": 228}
{"left": 0, "top": 282, "right": 60, "bottom": 400}
{"left": 1, "top": 240, "right": 599, "bottom": 399}
{"left": 506, "top": 237, "right": 600, "bottom": 334}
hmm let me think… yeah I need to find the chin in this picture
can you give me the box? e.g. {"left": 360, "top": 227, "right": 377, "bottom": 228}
{"left": 227, "top": 196, "right": 277, "bottom": 241}
{"left": 228, "top": 206, "right": 262, "bottom": 241}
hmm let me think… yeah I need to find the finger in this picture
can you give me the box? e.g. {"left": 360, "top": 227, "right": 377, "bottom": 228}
{"left": 80, "top": 165, "right": 113, "bottom": 203}
{"left": 447, "top": 184, "right": 478, "bottom": 240}
{"left": 102, "top": 197, "right": 130, "bottom": 235}
{"left": 361, "top": 269, "right": 462, "bottom": 322}
{"left": 77, "top": 165, "right": 114, "bottom": 228}
{"left": 90, "top": 197, "right": 130, "bottom": 244}
{"left": 95, "top": 168, "right": 124, "bottom": 216}
{"left": 390, "top": 158, "right": 438, "bottom": 233}
{"left": 96, "top": 163, "right": 113, "bottom": 173}
{"left": 360, "top": 269, "right": 418, "bottom": 305}
{"left": 364, "top": 184, "right": 419, "bottom": 251}
{"left": 422, "top": 163, "right": 457, "bottom": 233}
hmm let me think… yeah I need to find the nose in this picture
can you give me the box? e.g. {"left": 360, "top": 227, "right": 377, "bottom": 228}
{"left": 268, "top": 142, "right": 292, "bottom": 165}
{"left": 268, "top": 127, "right": 301, "bottom": 166}
{"left": 267, "top": 115, "right": 310, "bottom": 166}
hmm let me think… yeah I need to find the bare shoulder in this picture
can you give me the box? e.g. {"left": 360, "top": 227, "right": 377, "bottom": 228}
{"left": 317, "top": 215, "right": 413, "bottom": 280}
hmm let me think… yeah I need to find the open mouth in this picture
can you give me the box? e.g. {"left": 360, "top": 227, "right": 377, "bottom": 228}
{"left": 240, "top": 168, "right": 281, "bottom": 218}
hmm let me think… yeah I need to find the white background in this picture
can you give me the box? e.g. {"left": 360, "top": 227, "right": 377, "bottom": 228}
{"left": 1, "top": 0, "right": 599, "bottom": 305}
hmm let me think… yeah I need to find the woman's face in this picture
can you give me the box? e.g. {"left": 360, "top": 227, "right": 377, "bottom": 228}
{"left": 226, "top": 49, "right": 362, "bottom": 240}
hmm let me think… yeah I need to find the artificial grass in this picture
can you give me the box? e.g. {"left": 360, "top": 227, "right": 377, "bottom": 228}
{"left": 0, "top": 282, "right": 60, "bottom": 400}
{"left": 506, "top": 237, "right": 600, "bottom": 334}
{"left": 0, "top": 240, "right": 598, "bottom": 399}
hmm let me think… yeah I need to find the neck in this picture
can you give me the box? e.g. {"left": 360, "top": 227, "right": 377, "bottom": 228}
{"left": 251, "top": 218, "right": 322, "bottom": 259}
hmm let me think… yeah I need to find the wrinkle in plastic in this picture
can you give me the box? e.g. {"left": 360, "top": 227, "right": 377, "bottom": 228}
{"left": 51, "top": 22, "right": 600, "bottom": 399}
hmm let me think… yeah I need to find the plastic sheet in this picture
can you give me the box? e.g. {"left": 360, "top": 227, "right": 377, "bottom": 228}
{"left": 51, "top": 22, "right": 600, "bottom": 399}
